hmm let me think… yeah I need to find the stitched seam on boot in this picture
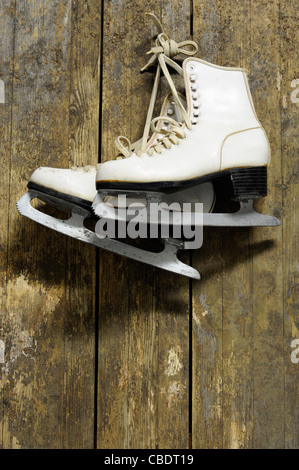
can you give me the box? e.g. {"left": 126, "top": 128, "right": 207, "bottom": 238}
{"left": 220, "top": 127, "right": 262, "bottom": 170}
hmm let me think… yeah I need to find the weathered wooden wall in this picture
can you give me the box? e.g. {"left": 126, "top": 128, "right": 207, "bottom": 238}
{"left": 0, "top": 0, "right": 298, "bottom": 449}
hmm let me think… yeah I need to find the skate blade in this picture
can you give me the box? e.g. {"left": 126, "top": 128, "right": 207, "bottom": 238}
{"left": 17, "top": 191, "right": 200, "bottom": 280}
{"left": 203, "top": 200, "right": 280, "bottom": 227}
{"left": 93, "top": 193, "right": 280, "bottom": 227}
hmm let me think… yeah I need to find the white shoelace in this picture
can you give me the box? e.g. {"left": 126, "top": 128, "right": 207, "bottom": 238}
{"left": 115, "top": 13, "right": 198, "bottom": 159}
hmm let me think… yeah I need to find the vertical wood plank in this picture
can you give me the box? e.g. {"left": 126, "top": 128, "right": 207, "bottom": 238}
{"left": 191, "top": 0, "right": 224, "bottom": 449}
{"left": 0, "top": 0, "right": 16, "bottom": 447}
{"left": 219, "top": 0, "right": 255, "bottom": 450}
{"left": 280, "top": 0, "right": 299, "bottom": 449}
{"left": 0, "top": 0, "right": 100, "bottom": 448}
{"left": 249, "top": 0, "right": 284, "bottom": 449}
{"left": 97, "top": 0, "right": 191, "bottom": 448}
{"left": 4, "top": 0, "right": 72, "bottom": 448}
{"left": 192, "top": 0, "right": 286, "bottom": 449}
{"left": 64, "top": 0, "right": 101, "bottom": 448}
{"left": 192, "top": 0, "right": 255, "bottom": 449}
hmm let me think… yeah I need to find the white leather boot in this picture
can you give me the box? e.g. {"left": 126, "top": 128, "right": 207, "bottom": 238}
{"left": 96, "top": 57, "right": 270, "bottom": 202}
{"left": 26, "top": 92, "right": 202, "bottom": 211}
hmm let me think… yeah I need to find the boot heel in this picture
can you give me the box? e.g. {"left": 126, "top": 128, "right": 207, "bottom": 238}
{"left": 230, "top": 166, "right": 267, "bottom": 200}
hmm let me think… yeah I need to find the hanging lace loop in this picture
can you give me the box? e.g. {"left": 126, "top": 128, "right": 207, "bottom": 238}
{"left": 116, "top": 13, "right": 198, "bottom": 159}
{"left": 141, "top": 33, "right": 198, "bottom": 72}
{"left": 115, "top": 136, "right": 132, "bottom": 158}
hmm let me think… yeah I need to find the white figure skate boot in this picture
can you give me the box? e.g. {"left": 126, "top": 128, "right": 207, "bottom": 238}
{"left": 17, "top": 91, "right": 214, "bottom": 215}
{"left": 94, "top": 56, "right": 280, "bottom": 228}
{"left": 20, "top": 92, "right": 213, "bottom": 214}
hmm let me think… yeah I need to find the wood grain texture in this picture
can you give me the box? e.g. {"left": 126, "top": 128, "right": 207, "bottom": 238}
{"left": 0, "top": 0, "right": 15, "bottom": 447}
{"left": 0, "top": 0, "right": 297, "bottom": 449}
{"left": 249, "top": 0, "right": 284, "bottom": 449}
{"left": 191, "top": 0, "right": 225, "bottom": 449}
{"left": 280, "top": 0, "right": 299, "bottom": 449}
{"left": 63, "top": 0, "right": 100, "bottom": 449}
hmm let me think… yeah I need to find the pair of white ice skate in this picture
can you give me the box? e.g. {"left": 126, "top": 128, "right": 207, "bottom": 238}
{"left": 17, "top": 14, "right": 280, "bottom": 280}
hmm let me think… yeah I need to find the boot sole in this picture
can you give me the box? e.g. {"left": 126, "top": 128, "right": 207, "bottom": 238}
{"left": 27, "top": 181, "right": 93, "bottom": 211}
{"left": 96, "top": 166, "right": 268, "bottom": 200}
